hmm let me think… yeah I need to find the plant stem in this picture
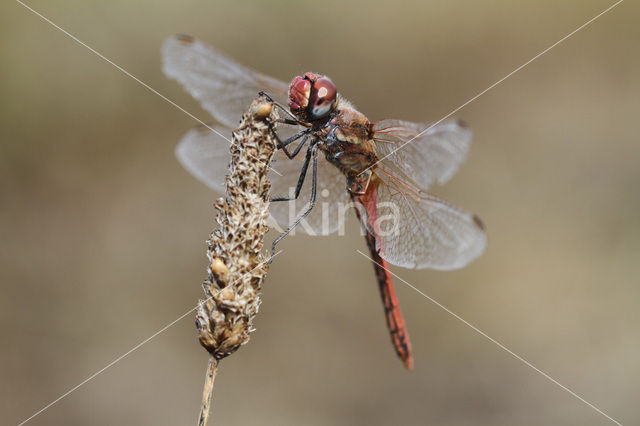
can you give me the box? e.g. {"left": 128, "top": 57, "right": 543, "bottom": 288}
{"left": 198, "top": 355, "right": 219, "bottom": 426}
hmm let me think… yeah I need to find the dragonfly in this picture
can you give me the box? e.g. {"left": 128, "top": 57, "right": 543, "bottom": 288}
{"left": 163, "top": 35, "right": 487, "bottom": 370}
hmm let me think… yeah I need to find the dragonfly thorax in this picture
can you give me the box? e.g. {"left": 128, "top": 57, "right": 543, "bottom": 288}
{"left": 314, "top": 107, "right": 377, "bottom": 194}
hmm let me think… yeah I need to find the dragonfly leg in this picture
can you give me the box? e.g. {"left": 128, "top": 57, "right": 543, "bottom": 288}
{"left": 269, "top": 127, "right": 310, "bottom": 159}
{"left": 281, "top": 135, "right": 309, "bottom": 160}
{"left": 275, "top": 118, "right": 300, "bottom": 126}
{"left": 270, "top": 140, "right": 313, "bottom": 202}
{"left": 258, "top": 91, "right": 303, "bottom": 123}
{"left": 270, "top": 145, "right": 318, "bottom": 261}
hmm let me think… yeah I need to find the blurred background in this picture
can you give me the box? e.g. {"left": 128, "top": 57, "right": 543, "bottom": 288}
{"left": 2, "top": 0, "right": 638, "bottom": 425}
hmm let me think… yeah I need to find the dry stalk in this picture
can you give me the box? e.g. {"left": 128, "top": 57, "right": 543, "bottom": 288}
{"left": 196, "top": 96, "right": 277, "bottom": 426}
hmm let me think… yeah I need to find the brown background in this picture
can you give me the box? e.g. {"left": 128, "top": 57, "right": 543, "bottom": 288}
{"left": 2, "top": 1, "right": 638, "bottom": 425}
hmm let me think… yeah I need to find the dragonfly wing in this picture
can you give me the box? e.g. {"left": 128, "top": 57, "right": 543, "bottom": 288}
{"left": 372, "top": 119, "right": 472, "bottom": 191}
{"left": 175, "top": 125, "right": 233, "bottom": 194}
{"left": 373, "top": 171, "right": 487, "bottom": 270}
{"left": 176, "top": 125, "right": 349, "bottom": 235}
{"left": 162, "top": 35, "right": 290, "bottom": 129}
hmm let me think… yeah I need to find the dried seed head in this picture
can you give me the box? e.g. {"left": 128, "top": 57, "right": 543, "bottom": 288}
{"left": 196, "top": 96, "right": 277, "bottom": 359}
{"left": 253, "top": 101, "right": 273, "bottom": 119}
{"left": 209, "top": 257, "right": 229, "bottom": 280}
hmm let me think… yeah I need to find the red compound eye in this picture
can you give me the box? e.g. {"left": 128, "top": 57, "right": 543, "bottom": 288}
{"left": 313, "top": 77, "right": 337, "bottom": 106}
{"left": 288, "top": 75, "right": 311, "bottom": 111}
{"left": 308, "top": 76, "right": 337, "bottom": 119}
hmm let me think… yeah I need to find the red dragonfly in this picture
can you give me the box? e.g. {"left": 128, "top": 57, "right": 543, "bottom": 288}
{"left": 163, "top": 35, "right": 487, "bottom": 369}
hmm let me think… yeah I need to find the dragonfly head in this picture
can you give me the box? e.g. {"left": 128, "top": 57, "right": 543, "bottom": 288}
{"left": 288, "top": 72, "right": 337, "bottom": 121}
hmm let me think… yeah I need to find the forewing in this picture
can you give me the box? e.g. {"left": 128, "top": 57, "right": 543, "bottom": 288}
{"left": 372, "top": 119, "right": 472, "bottom": 191}
{"left": 175, "top": 125, "right": 349, "bottom": 235}
{"left": 373, "top": 170, "right": 486, "bottom": 270}
{"left": 162, "top": 35, "right": 290, "bottom": 129}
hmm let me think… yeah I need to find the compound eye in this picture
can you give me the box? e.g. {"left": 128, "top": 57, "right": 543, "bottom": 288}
{"left": 313, "top": 77, "right": 337, "bottom": 106}
{"left": 308, "top": 76, "right": 337, "bottom": 119}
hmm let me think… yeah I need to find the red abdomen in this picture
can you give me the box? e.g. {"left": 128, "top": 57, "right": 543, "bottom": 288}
{"left": 351, "top": 189, "right": 413, "bottom": 370}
